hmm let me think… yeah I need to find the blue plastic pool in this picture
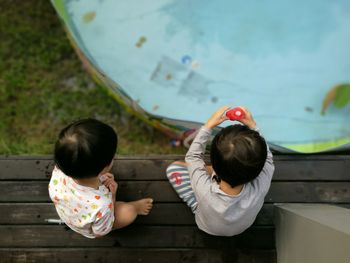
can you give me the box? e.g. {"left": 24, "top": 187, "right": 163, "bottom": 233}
{"left": 52, "top": 0, "right": 350, "bottom": 152}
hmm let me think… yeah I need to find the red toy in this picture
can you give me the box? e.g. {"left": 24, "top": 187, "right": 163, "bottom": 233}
{"left": 225, "top": 107, "right": 245, "bottom": 121}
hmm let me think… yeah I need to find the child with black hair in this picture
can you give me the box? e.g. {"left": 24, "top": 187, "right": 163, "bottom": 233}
{"left": 49, "top": 119, "right": 153, "bottom": 238}
{"left": 166, "top": 106, "right": 274, "bottom": 236}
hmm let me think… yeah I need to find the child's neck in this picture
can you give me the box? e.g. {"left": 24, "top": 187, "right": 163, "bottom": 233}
{"left": 74, "top": 177, "right": 100, "bottom": 189}
{"left": 219, "top": 180, "right": 243, "bottom": 196}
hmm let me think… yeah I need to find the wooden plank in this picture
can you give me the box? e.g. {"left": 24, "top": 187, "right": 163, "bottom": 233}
{"left": 0, "top": 248, "right": 276, "bottom": 263}
{"left": 0, "top": 226, "right": 275, "bottom": 249}
{"left": 266, "top": 182, "right": 350, "bottom": 203}
{"left": 1, "top": 155, "right": 350, "bottom": 181}
{"left": 0, "top": 159, "right": 171, "bottom": 181}
{"left": 1, "top": 181, "right": 349, "bottom": 203}
{"left": 112, "top": 159, "right": 173, "bottom": 181}
{"left": 0, "top": 203, "right": 57, "bottom": 224}
{"left": 1, "top": 203, "right": 349, "bottom": 226}
{"left": 0, "top": 181, "right": 178, "bottom": 202}
{"left": 0, "top": 159, "right": 55, "bottom": 180}
{"left": 274, "top": 156, "right": 350, "bottom": 181}
{"left": 0, "top": 203, "right": 275, "bottom": 225}
{"left": 0, "top": 203, "right": 195, "bottom": 225}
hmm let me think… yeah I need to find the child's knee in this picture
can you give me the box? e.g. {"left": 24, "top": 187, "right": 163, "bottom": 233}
{"left": 166, "top": 161, "right": 186, "bottom": 172}
{"left": 172, "top": 160, "right": 186, "bottom": 166}
{"left": 115, "top": 202, "right": 136, "bottom": 218}
{"left": 166, "top": 161, "right": 184, "bottom": 178}
{"left": 113, "top": 204, "right": 137, "bottom": 229}
{"left": 120, "top": 203, "right": 137, "bottom": 218}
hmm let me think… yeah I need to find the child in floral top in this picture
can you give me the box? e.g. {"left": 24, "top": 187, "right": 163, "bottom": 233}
{"left": 49, "top": 119, "right": 153, "bottom": 238}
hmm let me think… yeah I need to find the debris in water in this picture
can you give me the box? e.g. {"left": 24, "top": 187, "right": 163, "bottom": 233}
{"left": 181, "top": 55, "right": 192, "bottom": 65}
{"left": 136, "top": 36, "right": 147, "bottom": 48}
{"left": 304, "top": 106, "right": 313, "bottom": 112}
{"left": 82, "top": 11, "right": 96, "bottom": 23}
{"left": 165, "top": 73, "right": 172, "bottom": 80}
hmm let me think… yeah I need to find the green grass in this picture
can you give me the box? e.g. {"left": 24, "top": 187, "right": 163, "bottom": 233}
{"left": 0, "top": 0, "right": 186, "bottom": 155}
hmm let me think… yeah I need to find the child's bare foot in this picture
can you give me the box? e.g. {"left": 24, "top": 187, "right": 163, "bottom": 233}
{"left": 130, "top": 198, "right": 153, "bottom": 215}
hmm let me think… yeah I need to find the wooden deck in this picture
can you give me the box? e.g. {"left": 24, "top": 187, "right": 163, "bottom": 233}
{"left": 0, "top": 155, "right": 349, "bottom": 263}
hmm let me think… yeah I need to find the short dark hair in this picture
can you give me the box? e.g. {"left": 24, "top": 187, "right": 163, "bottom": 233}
{"left": 54, "top": 119, "right": 118, "bottom": 179}
{"left": 210, "top": 124, "right": 267, "bottom": 187}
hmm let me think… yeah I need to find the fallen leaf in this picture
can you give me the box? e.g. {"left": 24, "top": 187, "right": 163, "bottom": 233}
{"left": 321, "top": 84, "right": 350, "bottom": 115}
{"left": 83, "top": 11, "right": 96, "bottom": 23}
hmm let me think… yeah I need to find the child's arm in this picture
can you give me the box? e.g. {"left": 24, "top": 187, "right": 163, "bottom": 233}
{"left": 91, "top": 175, "right": 118, "bottom": 237}
{"left": 239, "top": 107, "right": 274, "bottom": 189}
{"left": 186, "top": 106, "right": 230, "bottom": 164}
{"left": 185, "top": 107, "right": 230, "bottom": 189}
{"left": 239, "top": 107, "right": 273, "bottom": 169}
{"left": 237, "top": 106, "right": 256, "bottom": 130}
{"left": 103, "top": 174, "right": 118, "bottom": 202}
{"left": 203, "top": 106, "right": 231, "bottom": 130}
{"left": 92, "top": 206, "right": 115, "bottom": 237}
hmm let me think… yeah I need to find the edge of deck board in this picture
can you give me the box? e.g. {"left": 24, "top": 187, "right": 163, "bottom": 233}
{"left": 0, "top": 248, "right": 277, "bottom": 263}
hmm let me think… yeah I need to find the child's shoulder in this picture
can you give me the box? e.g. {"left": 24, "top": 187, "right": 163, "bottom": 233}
{"left": 49, "top": 166, "right": 66, "bottom": 187}
{"left": 51, "top": 165, "right": 66, "bottom": 178}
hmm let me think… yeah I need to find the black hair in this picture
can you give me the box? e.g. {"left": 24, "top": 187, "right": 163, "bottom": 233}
{"left": 210, "top": 124, "right": 267, "bottom": 187}
{"left": 54, "top": 119, "right": 118, "bottom": 179}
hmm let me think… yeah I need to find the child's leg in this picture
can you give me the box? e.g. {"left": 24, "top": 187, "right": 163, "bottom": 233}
{"left": 166, "top": 161, "right": 198, "bottom": 213}
{"left": 112, "top": 198, "right": 153, "bottom": 229}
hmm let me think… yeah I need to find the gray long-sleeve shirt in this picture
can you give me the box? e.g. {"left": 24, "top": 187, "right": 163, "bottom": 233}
{"left": 185, "top": 126, "right": 274, "bottom": 236}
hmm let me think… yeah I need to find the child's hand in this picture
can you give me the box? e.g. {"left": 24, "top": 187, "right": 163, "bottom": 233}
{"left": 103, "top": 177, "right": 118, "bottom": 195}
{"left": 204, "top": 106, "right": 230, "bottom": 129}
{"left": 100, "top": 173, "right": 117, "bottom": 195}
{"left": 99, "top": 172, "right": 114, "bottom": 183}
{"left": 239, "top": 107, "right": 256, "bottom": 129}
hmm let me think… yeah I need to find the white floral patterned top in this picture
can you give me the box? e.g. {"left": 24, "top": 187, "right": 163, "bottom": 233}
{"left": 48, "top": 166, "right": 114, "bottom": 238}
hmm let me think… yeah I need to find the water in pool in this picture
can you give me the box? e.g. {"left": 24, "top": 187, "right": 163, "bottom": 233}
{"left": 55, "top": 0, "right": 350, "bottom": 152}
